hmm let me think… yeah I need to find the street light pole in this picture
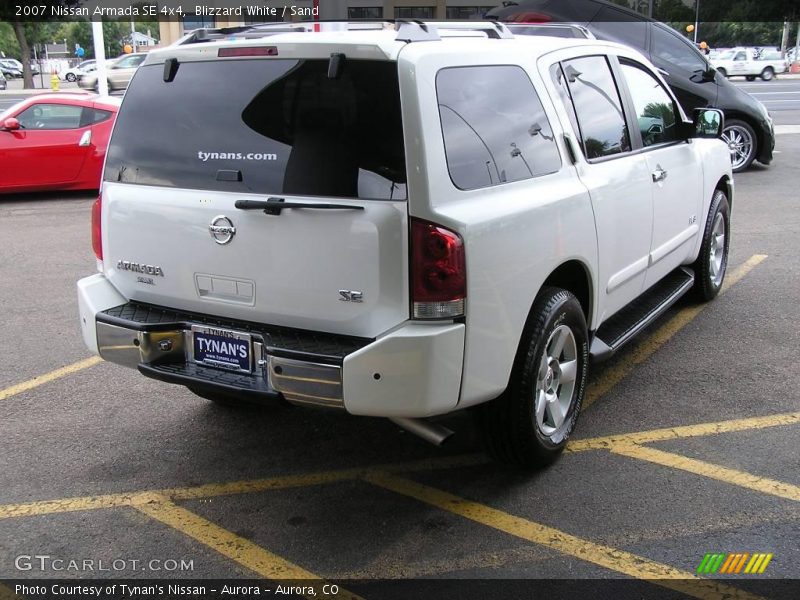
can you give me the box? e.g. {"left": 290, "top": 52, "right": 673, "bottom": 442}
{"left": 693, "top": 0, "right": 700, "bottom": 44}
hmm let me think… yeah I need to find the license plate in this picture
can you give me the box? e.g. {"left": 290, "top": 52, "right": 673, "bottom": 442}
{"left": 191, "top": 325, "right": 252, "bottom": 374}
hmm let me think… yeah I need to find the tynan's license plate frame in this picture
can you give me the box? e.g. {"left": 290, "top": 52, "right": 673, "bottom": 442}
{"left": 191, "top": 325, "right": 253, "bottom": 374}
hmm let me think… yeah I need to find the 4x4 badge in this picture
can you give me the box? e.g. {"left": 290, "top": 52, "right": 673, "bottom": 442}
{"left": 209, "top": 216, "right": 236, "bottom": 245}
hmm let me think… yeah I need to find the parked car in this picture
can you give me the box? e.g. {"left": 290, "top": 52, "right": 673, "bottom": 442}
{"left": 712, "top": 47, "right": 788, "bottom": 81}
{"left": 0, "top": 93, "right": 120, "bottom": 193}
{"left": 78, "top": 53, "right": 146, "bottom": 91}
{"left": 0, "top": 59, "right": 23, "bottom": 78}
{"left": 77, "top": 21, "right": 731, "bottom": 467}
{"left": 61, "top": 59, "right": 97, "bottom": 82}
{"left": 486, "top": 0, "right": 776, "bottom": 172}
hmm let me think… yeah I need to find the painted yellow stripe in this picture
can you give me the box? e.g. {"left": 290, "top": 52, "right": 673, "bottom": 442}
{"left": 734, "top": 553, "right": 750, "bottom": 573}
{"left": 744, "top": 554, "right": 760, "bottom": 574}
{"left": 749, "top": 554, "right": 766, "bottom": 574}
{"left": 584, "top": 255, "right": 767, "bottom": 408}
{"left": 0, "top": 454, "right": 486, "bottom": 520}
{"left": 136, "top": 496, "right": 362, "bottom": 600}
{"left": 610, "top": 445, "right": 800, "bottom": 503}
{"left": 720, "top": 553, "right": 736, "bottom": 574}
{"left": 364, "top": 472, "right": 762, "bottom": 600}
{"left": 567, "top": 411, "right": 800, "bottom": 452}
{"left": 0, "top": 356, "right": 102, "bottom": 402}
{"left": 757, "top": 553, "right": 773, "bottom": 573}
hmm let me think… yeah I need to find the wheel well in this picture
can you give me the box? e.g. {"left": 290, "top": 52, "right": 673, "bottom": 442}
{"left": 542, "top": 261, "right": 592, "bottom": 322}
{"left": 715, "top": 175, "right": 733, "bottom": 210}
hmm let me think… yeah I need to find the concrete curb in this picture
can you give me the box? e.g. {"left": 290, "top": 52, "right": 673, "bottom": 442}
{"left": 0, "top": 89, "right": 88, "bottom": 96}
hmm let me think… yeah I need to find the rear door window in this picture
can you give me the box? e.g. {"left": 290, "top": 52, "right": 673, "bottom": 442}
{"left": 105, "top": 59, "right": 407, "bottom": 200}
{"left": 559, "top": 56, "right": 631, "bottom": 159}
{"left": 436, "top": 65, "right": 561, "bottom": 190}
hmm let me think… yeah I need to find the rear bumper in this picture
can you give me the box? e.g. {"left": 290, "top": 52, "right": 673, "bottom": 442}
{"left": 78, "top": 274, "right": 465, "bottom": 418}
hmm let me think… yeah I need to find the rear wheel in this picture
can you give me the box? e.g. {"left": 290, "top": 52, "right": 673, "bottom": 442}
{"left": 761, "top": 67, "right": 774, "bottom": 81}
{"left": 480, "top": 287, "right": 588, "bottom": 468}
{"left": 721, "top": 119, "right": 757, "bottom": 172}
{"left": 692, "top": 189, "right": 730, "bottom": 302}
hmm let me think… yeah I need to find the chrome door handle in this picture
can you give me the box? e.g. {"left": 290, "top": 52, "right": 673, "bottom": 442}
{"left": 652, "top": 166, "right": 668, "bottom": 182}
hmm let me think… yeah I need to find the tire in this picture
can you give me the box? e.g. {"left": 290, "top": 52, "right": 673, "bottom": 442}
{"left": 479, "top": 287, "right": 588, "bottom": 467}
{"left": 692, "top": 189, "right": 730, "bottom": 302}
{"left": 745, "top": 75, "right": 756, "bottom": 81}
{"left": 761, "top": 67, "right": 774, "bottom": 81}
{"left": 717, "top": 67, "right": 727, "bottom": 78}
{"left": 721, "top": 119, "right": 757, "bottom": 172}
{"left": 66, "top": 73, "right": 77, "bottom": 82}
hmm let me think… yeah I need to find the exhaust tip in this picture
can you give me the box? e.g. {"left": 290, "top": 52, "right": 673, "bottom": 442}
{"left": 390, "top": 417, "right": 454, "bottom": 446}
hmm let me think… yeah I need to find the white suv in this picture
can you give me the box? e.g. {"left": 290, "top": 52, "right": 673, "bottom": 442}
{"left": 77, "top": 21, "right": 732, "bottom": 466}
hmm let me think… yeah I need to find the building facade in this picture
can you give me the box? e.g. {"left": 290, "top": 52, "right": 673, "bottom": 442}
{"left": 159, "top": 1, "right": 499, "bottom": 44}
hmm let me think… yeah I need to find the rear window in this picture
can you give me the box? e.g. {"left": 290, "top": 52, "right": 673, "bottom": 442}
{"left": 105, "top": 58, "right": 407, "bottom": 200}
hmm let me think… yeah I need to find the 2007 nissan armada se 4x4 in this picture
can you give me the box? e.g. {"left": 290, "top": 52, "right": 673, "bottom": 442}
{"left": 77, "top": 21, "right": 732, "bottom": 466}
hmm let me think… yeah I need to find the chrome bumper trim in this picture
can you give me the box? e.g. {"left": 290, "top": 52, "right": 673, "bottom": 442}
{"left": 96, "top": 319, "right": 343, "bottom": 409}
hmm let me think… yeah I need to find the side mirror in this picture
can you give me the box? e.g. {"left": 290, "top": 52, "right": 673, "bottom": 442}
{"left": 692, "top": 108, "right": 724, "bottom": 139}
{"left": 2, "top": 117, "right": 20, "bottom": 131}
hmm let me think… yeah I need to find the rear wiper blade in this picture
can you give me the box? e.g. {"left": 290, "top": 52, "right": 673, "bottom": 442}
{"left": 235, "top": 198, "right": 364, "bottom": 216}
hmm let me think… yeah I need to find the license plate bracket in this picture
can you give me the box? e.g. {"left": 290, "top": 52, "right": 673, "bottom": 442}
{"left": 191, "top": 325, "right": 253, "bottom": 374}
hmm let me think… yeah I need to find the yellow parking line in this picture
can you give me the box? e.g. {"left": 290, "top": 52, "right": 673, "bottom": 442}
{"left": 136, "top": 496, "right": 363, "bottom": 600}
{"left": 0, "top": 356, "right": 102, "bottom": 402}
{"left": 363, "top": 472, "right": 762, "bottom": 600}
{"left": 0, "top": 454, "right": 486, "bottom": 520}
{"left": 610, "top": 444, "right": 800, "bottom": 503}
{"left": 567, "top": 411, "right": 800, "bottom": 452}
{"left": 584, "top": 254, "right": 767, "bottom": 408}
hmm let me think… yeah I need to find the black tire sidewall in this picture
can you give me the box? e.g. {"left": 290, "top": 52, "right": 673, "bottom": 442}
{"left": 513, "top": 289, "right": 588, "bottom": 452}
{"left": 694, "top": 190, "right": 730, "bottom": 301}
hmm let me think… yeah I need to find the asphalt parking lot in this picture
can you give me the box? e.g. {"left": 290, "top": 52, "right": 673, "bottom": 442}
{"left": 1, "top": 99, "right": 799, "bottom": 598}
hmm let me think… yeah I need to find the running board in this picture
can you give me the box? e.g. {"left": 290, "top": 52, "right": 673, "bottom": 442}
{"left": 590, "top": 268, "right": 695, "bottom": 362}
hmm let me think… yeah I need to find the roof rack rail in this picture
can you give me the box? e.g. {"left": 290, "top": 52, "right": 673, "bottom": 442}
{"left": 173, "top": 19, "right": 515, "bottom": 46}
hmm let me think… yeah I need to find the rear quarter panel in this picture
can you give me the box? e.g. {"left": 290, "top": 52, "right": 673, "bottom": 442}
{"left": 398, "top": 43, "right": 597, "bottom": 408}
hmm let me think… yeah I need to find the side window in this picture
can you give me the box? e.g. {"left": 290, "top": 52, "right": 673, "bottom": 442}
{"left": 651, "top": 25, "right": 708, "bottom": 74}
{"left": 16, "top": 103, "right": 84, "bottom": 130}
{"left": 590, "top": 7, "right": 648, "bottom": 51}
{"left": 560, "top": 56, "right": 631, "bottom": 159}
{"left": 83, "top": 108, "right": 113, "bottom": 125}
{"left": 734, "top": 52, "right": 746, "bottom": 62}
{"left": 436, "top": 65, "right": 561, "bottom": 190}
{"left": 620, "top": 62, "right": 680, "bottom": 147}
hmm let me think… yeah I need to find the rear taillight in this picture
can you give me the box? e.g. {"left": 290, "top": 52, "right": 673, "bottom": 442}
{"left": 92, "top": 194, "right": 102, "bottom": 261}
{"left": 410, "top": 218, "right": 466, "bottom": 319}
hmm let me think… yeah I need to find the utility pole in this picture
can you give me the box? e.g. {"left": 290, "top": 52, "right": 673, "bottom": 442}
{"left": 92, "top": 20, "right": 109, "bottom": 96}
{"left": 693, "top": 0, "right": 700, "bottom": 44}
{"left": 780, "top": 21, "right": 790, "bottom": 57}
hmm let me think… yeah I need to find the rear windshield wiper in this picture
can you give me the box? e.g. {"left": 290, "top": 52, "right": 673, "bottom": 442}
{"left": 235, "top": 198, "right": 364, "bottom": 216}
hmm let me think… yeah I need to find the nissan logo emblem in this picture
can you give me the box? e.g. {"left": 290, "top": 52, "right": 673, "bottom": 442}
{"left": 209, "top": 216, "right": 236, "bottom": 245}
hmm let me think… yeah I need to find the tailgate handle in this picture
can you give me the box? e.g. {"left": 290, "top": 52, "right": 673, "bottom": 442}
{"left": 235, "top": 197, "right": 364, "bottom": 216}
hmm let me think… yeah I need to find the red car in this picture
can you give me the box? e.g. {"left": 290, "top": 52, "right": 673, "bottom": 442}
{"left": 0, "top": 93, "right": 120, "bottom": 193}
